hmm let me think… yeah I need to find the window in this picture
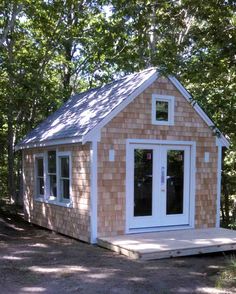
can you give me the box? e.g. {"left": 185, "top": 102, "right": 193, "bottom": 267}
{"left": 152, "top": 94, "right": 175, "bottom": 125}
{"left": 48, "top": 151, "right": 57, "bottom": 199}
{"left": 34, "top": 150, "right": 72, "bottom": 207}
{"left": 35, "top": 155, "right": 44, "bottom": 198}
{"left": 59, "top": 156, "right": 70, "bottom": 201}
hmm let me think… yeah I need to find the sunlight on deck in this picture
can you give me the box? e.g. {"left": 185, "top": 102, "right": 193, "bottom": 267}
{"left": 98, "top": 228, "right": 236, "bottom": 260}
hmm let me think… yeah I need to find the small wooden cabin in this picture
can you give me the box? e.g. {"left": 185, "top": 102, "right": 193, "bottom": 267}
{"left": 16, "top": 68, "right": 229, "bottom": 243}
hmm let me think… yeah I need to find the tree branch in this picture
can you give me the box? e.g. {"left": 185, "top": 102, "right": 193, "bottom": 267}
{"left": 0, "top": 3, "right": 22, "bottom": 48}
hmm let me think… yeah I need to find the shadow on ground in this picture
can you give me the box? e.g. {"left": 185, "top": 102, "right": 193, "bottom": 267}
{"left": 0, "top": 206, "right": 235, "bottom": 294}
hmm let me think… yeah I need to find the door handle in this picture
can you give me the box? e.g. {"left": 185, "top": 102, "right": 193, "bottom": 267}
{"left": 161, "top": 166, "right": 165, "bottom": 191}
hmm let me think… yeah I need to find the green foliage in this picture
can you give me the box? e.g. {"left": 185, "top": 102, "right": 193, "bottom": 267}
{"left": 0, "top": 0, "right": 235, "bottom": 223}
{"left": 216, "top": 255, "right": 236, "bottom": 289}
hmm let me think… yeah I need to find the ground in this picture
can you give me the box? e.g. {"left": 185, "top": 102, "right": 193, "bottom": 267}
{"left": 0, "top": 209, "right": 235, "bottom": 294}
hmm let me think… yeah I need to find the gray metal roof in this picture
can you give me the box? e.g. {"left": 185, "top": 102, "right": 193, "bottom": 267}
{"left": 16, "top": 68, "right": 157, "bottom": 148}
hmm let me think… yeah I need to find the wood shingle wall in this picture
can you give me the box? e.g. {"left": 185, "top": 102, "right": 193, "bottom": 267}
{"left": 23, "top": 144, "right": 91, "bottom": 242}
{"left": 97, "top": 77, "right": 218, "bottom": 237}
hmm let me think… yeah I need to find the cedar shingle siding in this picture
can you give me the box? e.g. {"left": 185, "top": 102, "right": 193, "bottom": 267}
{"left": 22, "top": 72, "right": 221, "bottom": 242}
{"left": 97, "top": 77, "right": 217, "bottom": 237}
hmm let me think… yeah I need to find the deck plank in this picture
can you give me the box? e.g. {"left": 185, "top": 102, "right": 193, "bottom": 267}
{"left": 97, "top": 228, "right": 236, "bottom": 260}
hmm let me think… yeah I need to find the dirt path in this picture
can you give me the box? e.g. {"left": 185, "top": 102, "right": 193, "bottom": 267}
{"left": 0, "top": 212, "right": 235, "bottom": 294}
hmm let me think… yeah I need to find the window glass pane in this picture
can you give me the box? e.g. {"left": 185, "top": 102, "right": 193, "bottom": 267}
{"left": 60, "top": 157, "right": 69, "bottom": 178}
{"left": 61, "top": 179, "right": 70, "bottom": 199}
{"left": 166, "top": 150, "right": 184, "bottom": 215}
{"left": 49, "top": 175, "right": 57, "bottom": 197}
{"left": 37, "top": 178, "right": 44, "bottom": 195}
{"left": 156, "top": 100, "right": 168, "bottom": 121}
{"left": 37, "top": 158, "right": 44, "bottom": 177}
{"left": 134, "top": 149, "right": 153, "bottom": 216}
{"left": 48, "top": 151, "right": 56, "bottom": 173}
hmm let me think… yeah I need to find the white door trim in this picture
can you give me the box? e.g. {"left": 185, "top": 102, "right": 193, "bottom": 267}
{"left": 125, "top": 139, "right": 196, "bottom": 234}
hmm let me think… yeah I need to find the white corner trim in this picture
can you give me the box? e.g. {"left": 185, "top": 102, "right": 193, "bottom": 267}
{"left": 82, "top": 130, "right": 101, "bottom": 144}
{"left": 125, "top": 140, "right": 131, "bottom": 234}
{"left": 82, "top": 71, "right": 159, "bottom": 143}
{"left": 168, "top": 75, "right": 230, "bottom": 148}
{"left": 190, "top": 141, "right": 196, "bottom": 229}
{"left": 151, "top": 94, "right": 175, "bottom": 126}
{"left": 216, "top": 143, "right": 223, "bottom": 228}
{"left": 90, "top": 140, "right": 98, "bottom": 243}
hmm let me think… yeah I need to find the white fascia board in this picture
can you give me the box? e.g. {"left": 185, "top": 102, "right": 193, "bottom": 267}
{"left": 15, "top": 136, "right": 82, "bottom": 151}
{"left": 168, "top": 76, "right": 230, "bottom": 148}
{"left": 82, "top": 71, "right": 159, "bottom": 143}
{"left": 168, "top": 75, "right": 192, "bottom": 101}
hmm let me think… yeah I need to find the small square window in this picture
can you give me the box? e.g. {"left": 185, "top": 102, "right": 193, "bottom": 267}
{"left": 152, "top": 95, "right": 175, "bottom": 125}
{"left": 156, "top": 100, "right": 169, "bottom": 121}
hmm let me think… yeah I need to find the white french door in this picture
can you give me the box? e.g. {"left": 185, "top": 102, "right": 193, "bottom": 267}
{"left": 127, "top": 143, "right": 191, "bottom": 230}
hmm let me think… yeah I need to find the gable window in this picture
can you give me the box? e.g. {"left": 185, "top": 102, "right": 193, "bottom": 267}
{"left": 34, "top": 150, "right": 72, "bottom": 207}
{"left": 35, "top": 154, "right": 45, "bottom": 199}
{"left": 152, "top": 94, "right": 175, "bottom": 125}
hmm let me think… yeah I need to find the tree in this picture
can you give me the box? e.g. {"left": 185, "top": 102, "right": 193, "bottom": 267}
{"left": 0, "top": 0, "right": 235, "bottom": 226}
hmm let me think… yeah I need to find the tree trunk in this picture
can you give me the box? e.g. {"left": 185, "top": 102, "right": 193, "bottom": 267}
{"left": 7, "top": 113, "right": 15, "bottom": 203}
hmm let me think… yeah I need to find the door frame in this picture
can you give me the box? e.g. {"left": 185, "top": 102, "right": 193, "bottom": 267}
{"left": 125, "top": 139, "right": 196, "bottom": 234}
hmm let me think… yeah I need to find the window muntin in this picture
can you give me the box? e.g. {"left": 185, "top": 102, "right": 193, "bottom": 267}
{"left": 36, "top": 157, "right": 44, "bottom": 198}
{"left": 59, "top": 156, "right": 70, "bottom": 200}
{"left": 152, "top": 95, "right": 175, "bottom": 125}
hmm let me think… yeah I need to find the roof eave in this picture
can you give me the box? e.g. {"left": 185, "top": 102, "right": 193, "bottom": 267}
{"left": 15, "top": 136, "right": 83, "bottom": 151}
{"left": 82, "top": 69, "right": 159, "bottom": 144}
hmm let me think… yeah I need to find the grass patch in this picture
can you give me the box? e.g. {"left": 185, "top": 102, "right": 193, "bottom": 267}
{"left": 216, "top": 255, "right": 236, "bottom": 289}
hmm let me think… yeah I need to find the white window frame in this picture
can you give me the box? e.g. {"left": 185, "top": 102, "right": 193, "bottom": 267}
{"left": 46, "top": 150, "right": 57, "bottom": 201}
{"left": 57, "top": 151, "right": 72, "bottom": 204}
{"left": 34, "top": 153, "right": 46, "bottom": 201}
{"left": 34, "top": 150, "right": 72, "bottom": 208}
{"left": 152, "top": 94, "right": 175, "bottom": 126}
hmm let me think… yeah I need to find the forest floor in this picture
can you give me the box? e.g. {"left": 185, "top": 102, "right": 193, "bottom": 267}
{"left": 0, "top": 205, "right": 235, "bottom": 294}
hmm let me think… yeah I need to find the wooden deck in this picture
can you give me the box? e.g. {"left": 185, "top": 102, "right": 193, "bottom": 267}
{"left": 97, "top": 228, "right": 236, "bottom": 260}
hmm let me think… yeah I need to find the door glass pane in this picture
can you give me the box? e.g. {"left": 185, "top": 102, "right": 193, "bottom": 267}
{"left": 134, "top": 149, "right": 153, "bottom": 216}
{"left": 166, "top": 150, "right": 184, "bottom": 215}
